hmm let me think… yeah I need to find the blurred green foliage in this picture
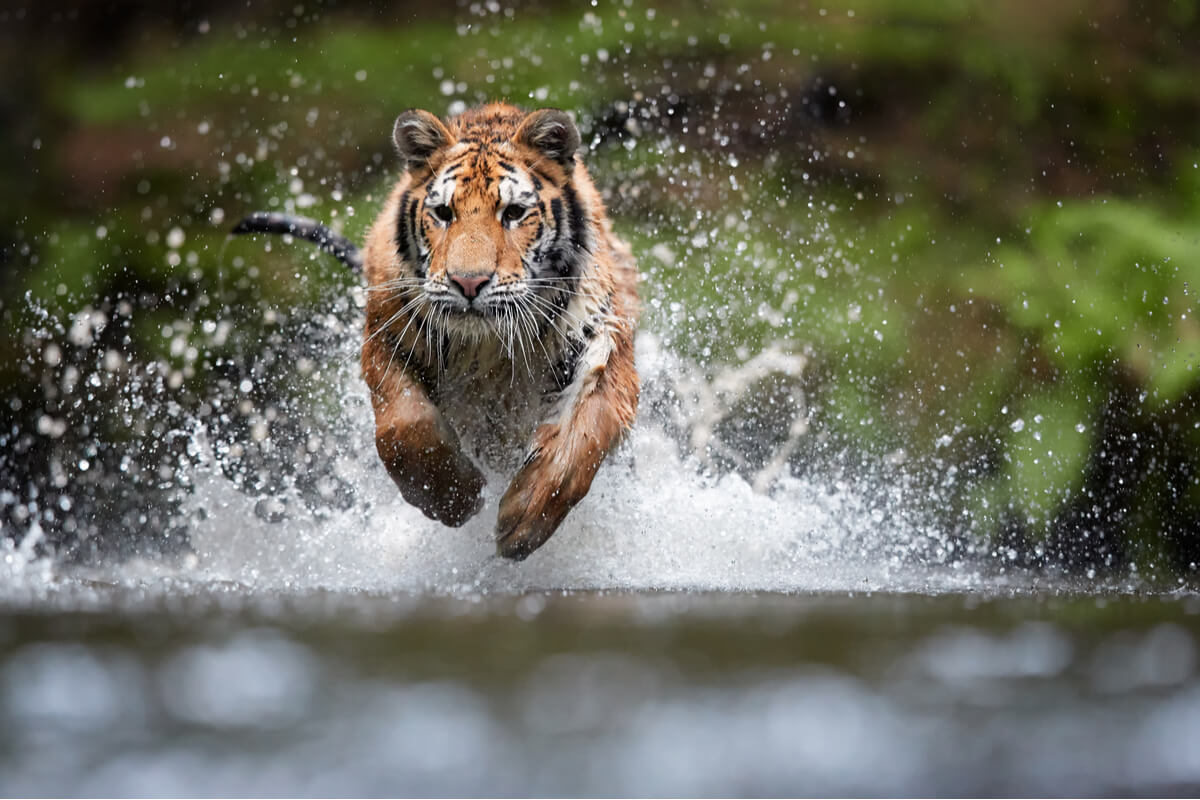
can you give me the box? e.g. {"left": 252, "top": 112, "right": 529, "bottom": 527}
{"left": 1, "top": 0, "right": 1198, "bottom": 578}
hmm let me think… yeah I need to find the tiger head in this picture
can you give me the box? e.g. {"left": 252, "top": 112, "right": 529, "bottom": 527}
{"left": 389, "top": 103, "right": 592, "bottom": 336}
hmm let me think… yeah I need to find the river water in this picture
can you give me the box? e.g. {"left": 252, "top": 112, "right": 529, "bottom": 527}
{"left": 2, "top": 585, "right": 1198, "bottom": 796}
{"left": 3, "top": 340, "right": 1199, "bottom": 796}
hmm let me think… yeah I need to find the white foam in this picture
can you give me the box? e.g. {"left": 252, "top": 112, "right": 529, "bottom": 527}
{"left": 166, "top": 333, "right": 968, "bottom": 595}
{"left": 4, "top": 333, "right": 982, "bottom": 599}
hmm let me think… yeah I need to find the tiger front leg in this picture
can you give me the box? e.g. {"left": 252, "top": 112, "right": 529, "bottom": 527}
{"left": 366, "top": 361, "right": 485, "bottom": 527}
{"left": 496, "top": 329, "right": 639, "bottom": 560}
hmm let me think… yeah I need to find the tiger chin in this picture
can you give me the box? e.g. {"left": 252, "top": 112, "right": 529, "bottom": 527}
{"left": 233, "top": 103, "right": 640, "bottom": 560}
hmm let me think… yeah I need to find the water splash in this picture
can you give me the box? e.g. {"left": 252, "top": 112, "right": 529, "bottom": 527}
{"left": 1, "top": 315, "right": 992, "bottom": 601}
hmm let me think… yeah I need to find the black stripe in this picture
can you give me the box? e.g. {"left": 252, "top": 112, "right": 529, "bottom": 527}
{"left": 529, "top": 172, "right": 543, "bottom": 191}
{"left": 549, "top": 195, "right": 575, "bottom": 277}
{"left": 407, "top": 199, "right": 423, "bottom": 276}
{"left": 550, "top": 197, "right": 565, "bottom": 236}
{"left": 562, "top": 183, "right": 590, "bottom": 255}
{"left": 531, "top": 199, "right": 553, "bottom": 266}
{"left": 548, "top": 196, "right": 568, "bottom": 274}
{"left": 551, "top": 337, "right": 585, "bottom": 391}
{"left": 394, "top": 190, "right": 412, "bottom": 262}
{"left": 497, "top": 161, "right": 516, "bottom": 173}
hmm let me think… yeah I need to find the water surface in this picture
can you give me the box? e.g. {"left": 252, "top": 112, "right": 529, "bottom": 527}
{"left": 3, "top": 567, "right": 1199, "bottom": 796}
{"left": 2, "top": 344, "right": 1196, "bottom": 797}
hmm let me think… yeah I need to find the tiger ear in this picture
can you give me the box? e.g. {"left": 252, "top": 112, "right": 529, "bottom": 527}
{"left": 393, "top": 110, "right": 454, "bottom": 169}
{"left": 515, "top": 108, "right": 581, "bottom": 167}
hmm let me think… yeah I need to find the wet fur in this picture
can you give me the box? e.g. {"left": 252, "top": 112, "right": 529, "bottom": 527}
{"left": 359, "top": 103, "right": 640, "bottom": 559}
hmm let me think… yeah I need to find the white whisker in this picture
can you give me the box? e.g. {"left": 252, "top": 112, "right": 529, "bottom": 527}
{"left": 517, "top": 298, "right": 559, "bottom": 369}
{"left": 378, "top": 297, "right": 430, "bottom": 391}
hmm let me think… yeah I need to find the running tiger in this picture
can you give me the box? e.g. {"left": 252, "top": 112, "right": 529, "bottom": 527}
{"left": 234, "top": 103, "right": 640, "bottom": 559}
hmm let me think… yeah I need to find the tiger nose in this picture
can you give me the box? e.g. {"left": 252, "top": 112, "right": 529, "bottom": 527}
{"left": 449, "top": 273, "right": 490, "bottom": 299}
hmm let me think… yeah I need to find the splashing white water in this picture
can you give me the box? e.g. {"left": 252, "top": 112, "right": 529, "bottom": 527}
{"left": 184, "top": 428, "right": 939, "bottom": 595}
{"left": 4, "top": 332, "right": 980, "bottom": 599}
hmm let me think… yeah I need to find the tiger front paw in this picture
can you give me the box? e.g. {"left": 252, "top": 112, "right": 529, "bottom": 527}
{"left": 495, "top": 431, "right": 582, "bottom": 560}
{"left": 376, "top": 432, "right": 486, "bottom": 527}
{"left": 418, "top": 466, "right": 487, "bottom": 527}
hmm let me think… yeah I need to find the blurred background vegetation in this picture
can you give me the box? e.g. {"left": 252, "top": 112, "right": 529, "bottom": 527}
{"left": 0, "top": 0, "right": 1197, "bottom": 580}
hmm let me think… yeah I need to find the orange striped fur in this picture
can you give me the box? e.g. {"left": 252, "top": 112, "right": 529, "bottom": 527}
{"left": 361, "top": 103, "right": 640, "bottom": 559}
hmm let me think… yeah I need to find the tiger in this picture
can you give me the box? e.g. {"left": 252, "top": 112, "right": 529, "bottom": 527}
{"left": 234, "top": 103, "right": 640, "bottom": 560}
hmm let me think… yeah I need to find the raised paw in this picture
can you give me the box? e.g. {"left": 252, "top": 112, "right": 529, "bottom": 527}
{"left": 495, "top": 428, "right": 591, "bottom": 560}
{"left": 375, "top": 431, "right": 486, "bottom": 527}
{"left": 418, "top": 466, "right": 486, "bottom": 527}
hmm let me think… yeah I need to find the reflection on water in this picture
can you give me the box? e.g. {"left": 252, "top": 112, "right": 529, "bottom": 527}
{"left": 2, "top": 592, "right": 1198, "bottom": 796}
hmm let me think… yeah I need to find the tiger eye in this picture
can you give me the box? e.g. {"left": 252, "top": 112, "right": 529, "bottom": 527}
{"left": 502, "top": 204, "right": 527, "bottom": 225}
{"left": 431, "top": 204, "right": 454, "bottom": 223}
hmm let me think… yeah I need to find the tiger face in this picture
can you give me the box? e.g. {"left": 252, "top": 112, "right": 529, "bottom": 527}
{"left": 389, "top": 105, "right": 591, "bottom": 338}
